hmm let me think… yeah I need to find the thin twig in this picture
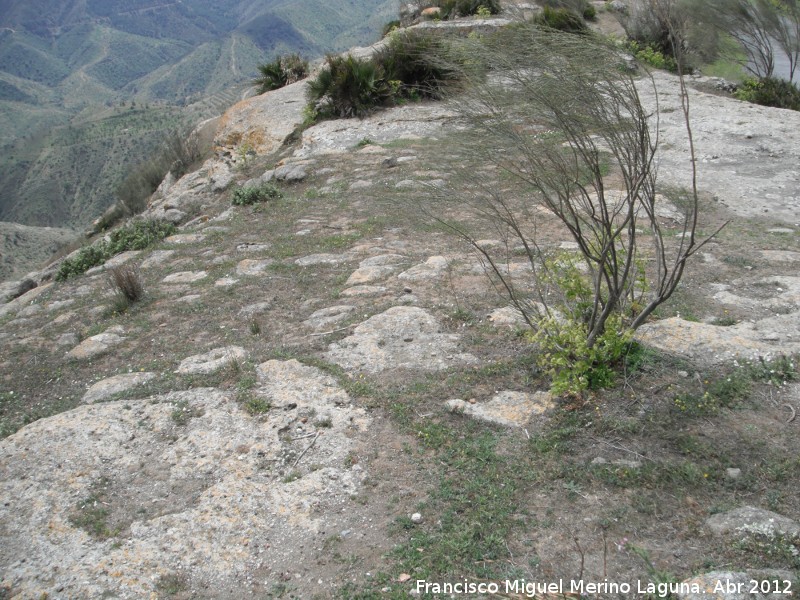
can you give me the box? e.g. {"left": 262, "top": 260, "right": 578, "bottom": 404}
{"left": 785, "top": 404, "right": 797, "bottom": 423}
{"left": 290, "top": 432, "right": 318, "bottom": 441}
{"left": 292, "top": 431, "right": 320, "bottom": 467}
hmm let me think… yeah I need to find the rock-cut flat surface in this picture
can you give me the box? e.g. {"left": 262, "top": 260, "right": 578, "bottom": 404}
{"left": 0, "top": 360, "right": 373, "bottom": 598}
{"left": 324, "top": 306, "right": 477, "bottom": 374}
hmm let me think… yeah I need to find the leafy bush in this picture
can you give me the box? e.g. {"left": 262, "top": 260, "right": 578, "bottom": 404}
{"left": 105, "top": 219, "right": 177, "bottom": 255}
{"left": 735, "top": 77, "right": 800, "bottom": 111}
{"left": 535, "top": 315, "right": 635, "bottom": 396}
{"left": 254, "top": 54, "right": 309, "bottom": 93}
{"left": 625, "top": 40, "right": 678, "bottom": 72}
{"left": 56, "top": 219, "right": 176, "bottom": 281}
{"left": 583, "top": 4, "right": 596, "bottom": 20}
{"left": 528, "top": 255, "right": 642, "bottom": 395}
{"left": 56, "top": 245, "right": 109, "bottom": 280}
{"left": 436, "top": 0, "right": 500, "bottom": 18}
{"left": 231, "top": 182, "right": 283, "bottom": 206}
{"left": 307, "top": 54, "right": 392, "bottom": 119}
{"left": 533, "top": 7, "right": 589, "bottom": 34}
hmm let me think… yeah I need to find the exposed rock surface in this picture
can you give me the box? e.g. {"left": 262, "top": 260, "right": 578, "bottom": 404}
{"left": 0, "top": 377, "right": 371, "bottom": 598}
{"left": 175, "top": 346, "right": 248, "bottom": 375}
{"left": 678, "top": 571, "right": 797, "bottom": 600}
{"left": 82, "top": 372, "right": 156, "bottom": 403}
{"left": 706, "top": 506, "right": 800, "bottom": 539}
{"left": 66, "top": 332, "right": 124, "bottom": 361}
{"left": 325, "top": 306, "right": 477, "bottom": 373}
{"left": 446, "top": 390, "right": 554, "bottom": 428}
{"left": 215, "top": 80, "right": 308, "bottom": 156}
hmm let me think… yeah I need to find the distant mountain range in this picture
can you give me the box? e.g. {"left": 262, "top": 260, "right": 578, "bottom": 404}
{"left": 0, "top": 0, "right": 395, "bottom": 266}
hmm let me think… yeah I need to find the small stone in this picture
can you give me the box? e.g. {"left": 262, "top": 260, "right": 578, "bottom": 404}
{"left": 726, "top": 468, "right": 742, "bottom": 479}
{"left": 411, "top": 513, "right": 423, "bottom": 524}
{"left": 162, "top": 270, "right": 208, "bottom": 284}
{"left": 678, "top": 370, "right": 689, "bottom": 378}
{"left": 175, "top": 346, "right": 248, "bottom": 375}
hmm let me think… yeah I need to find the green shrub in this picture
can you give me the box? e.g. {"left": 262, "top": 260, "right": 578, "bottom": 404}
{"left": 528, "top": 253, "right": 646, "bottom": 396}
{"left": 231, "top": 182, "right": 283, "bottom": 206}
{"left": 376, "top": 30, "right": 461, "bottom": 100}
{"left": 735, "top": 77, "right": 800, "bottom": 111}
{"left": 306, "top": 54, "right": 392, "bottom": 119}
{"left": 105, "top": 219, "right": 177, "bottom": 255}
{"left": 254, "top": 54, "right": 309, "bottom": 94}
{"left": 625, "top": 40, "right": 678, "bottom": 72}
{"left": 534, "top": 7, "right": 589, "bottom": 34}
{"left": 583, "top": 4, "right": 596, "bottom": 20}
{"left": 534, "top": 314, "right": 634, "bottom": 396}
{"left": 436, "top": 0, "right": 501, "bottom": 18}
{"left": 56, "top": 245, "right": 110, "bottom": 281}
{"left": 56, "top": 219, "right": 176, "bottom": 281}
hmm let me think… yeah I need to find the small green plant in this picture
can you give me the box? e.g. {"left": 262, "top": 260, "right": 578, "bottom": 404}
{"left": 735, "top": 77, "right": 800, "bottom": 111}
{"left": 243, "top": 395, "right": 271, "bottom": 415}
{"left": 533, "top": 7, "right": 589, "bottom": 34}
{"left": 156, "top": 573, "right": 188, "bottom": 597}
{"left": 254, "top": 53, "right": 309, "bottom": 93}
{"left": 56, "top": 219, "right": 176, "bottom": 280}
{"left": 249, "top": 319, "right": 261, "bottom": 335}
{"left": 231, "top": 182, "right": 283, "bottom": 206}
{"left": 436, "top": 0, "right": 500, "bottom": 18}
{"left": 170, "top": 399, "right": 204, "bottom": 425}
{"left": 283, "top": 470, "right": 302, "bottom": 483}
{"left": 69, "top": 477, "right": 118, "bottom": 539}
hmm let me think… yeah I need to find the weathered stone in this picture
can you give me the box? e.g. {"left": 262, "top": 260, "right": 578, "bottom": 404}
{"left": 274, "top": 164, "right": 308, "bottom": 182}
{"left": 345, "top": 265, "right": 398, "bottom": 286}
{"left": 67, "top": 333, "right": 124, "bottom": 360}
{"left": 236, "top": 243, "right": 271, "bottom": 253}
{"left": 636, "top": 317, "right": 800, "bottom": 365}
{"left": 677, "top": 570, "right": 797, "bottom": 600}
{"left": 56, "top": 333, "right": 79, "bottom": 347}
{"left": 398, "top": 256, "right": 449, "bottom": 281}
{"left": 1, "top": 278, "right": 37, "bottom": 303}
{"left": 325, "top": 306, "right": 477, "bottom": 373}
{"left": 238, "top": 302, "right": 271, "bottom": 317}
{"left": 214, "top": 276, "right": 238, "bottom": 287}
{"left": 446, "top": 391, "right": 553, "bottom": 428}
{"left": 0, "top": 381, "right": 370, "bottom": 599}
{"left": 359, "top": 254, "right": 406, "bottom": 267}
{"left": 706, "top": 506, "right": 800, "bottom": 539}
{"left": 295, "top": 253, "right": 347, "bottom": 267}
{"left": 175, "top": 346, "right": 248, "bottom": 375}
{"left": 339, "top": 285, "right": 388, "bottom": 297}
{"left": 236, "top": 259, "right": 273, "bottom": 276}
{"left": 305, "top": 305, "right": 356, "bottom": 329}
{"left": 215, "top": 80, "right": 307, "bottom": 156}
{"left": 140, "top": 250, "right": 176, "bottom": 269}
{"left": 82, "top": 372, "right": 156, "bottom": 403}
{"left": 162, "top": 270, "right": 208, "bottom": 284}
{"left": 165, "top": 233, "right": 205, "bottom": 245}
